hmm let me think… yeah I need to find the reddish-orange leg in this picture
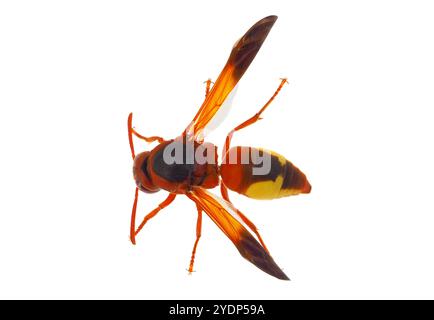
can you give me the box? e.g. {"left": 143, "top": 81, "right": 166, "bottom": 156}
{"left": 130, "top": 193, "right": 177, "bottom": 245}
{"left": 188, "top": 204, "right": 203, "bottom": 273}
{"left": 220, "top": 78, "right": 289, "bottom": 253}
{"left": 204, "top": 79, "right": 213, "bottom": 99}
{"left": 188, "top": 79, "right": 213, "bottom": 273}
{"left": 223, "top": 78, "right": 288, "bottom": 156}
{"left": 128, "top": 112, "right": 164, "bottom": 159}
{"left": 128, "top": 112, "right": 173, "bottom": 245}
{"left": 183, "top": 79, "right": 213, "bottom": 139}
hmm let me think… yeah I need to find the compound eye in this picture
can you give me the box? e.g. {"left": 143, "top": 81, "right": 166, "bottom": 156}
{"left": 133, "top": 152, "right": 160, "bottom": 193}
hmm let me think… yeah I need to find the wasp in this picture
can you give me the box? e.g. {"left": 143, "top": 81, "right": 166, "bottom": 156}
{"left": 128, "top": 16, "right": 311, "bottom": 280}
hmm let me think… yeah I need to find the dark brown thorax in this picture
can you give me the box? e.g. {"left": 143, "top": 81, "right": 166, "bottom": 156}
{"left": 133, "top": 139, "right": 219, "bottom": 194}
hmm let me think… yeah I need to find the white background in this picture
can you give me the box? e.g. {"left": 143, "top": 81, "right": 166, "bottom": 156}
{"left": 1, "top": 0, "right": 433, "bottom": 299}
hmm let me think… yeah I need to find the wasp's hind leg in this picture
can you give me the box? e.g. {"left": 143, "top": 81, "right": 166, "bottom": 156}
{"left": 188, "top": 203, "right": 203, "bottom": 274}
{"left": 222, "top": 78, "right": 288, "bottom": 156}
{"left": 203, "top": 78, "right": 213, "bottom": 100}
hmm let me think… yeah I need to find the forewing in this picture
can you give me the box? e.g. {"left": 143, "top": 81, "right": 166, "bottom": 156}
{"left": 187, "top": 188, "right": 289, "bottom": 280}
{"left": 185, "top": 16, "right": 278, "bottom": 140}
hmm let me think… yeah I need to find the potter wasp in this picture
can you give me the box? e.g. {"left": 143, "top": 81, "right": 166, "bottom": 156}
{"left": 128, "top": 16, "right": 311, "bottom": 280}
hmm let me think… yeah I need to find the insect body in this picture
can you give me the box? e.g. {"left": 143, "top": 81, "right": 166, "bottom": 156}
{"left": 128, "top": 16, "right": 311, "bottom": 280}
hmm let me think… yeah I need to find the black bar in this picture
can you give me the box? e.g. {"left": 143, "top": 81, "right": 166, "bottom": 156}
{"left": 0, "top": 299, "right": 424, "bottom": 318}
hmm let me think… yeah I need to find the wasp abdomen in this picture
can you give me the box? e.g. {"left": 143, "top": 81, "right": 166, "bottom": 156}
{"left": 220, "top": 146, "right": 311, "bottom": 200}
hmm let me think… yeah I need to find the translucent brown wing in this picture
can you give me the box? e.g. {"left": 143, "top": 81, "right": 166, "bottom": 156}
{"left": 185, "top": 16, "right": 278, "bottom": 140}
{"left": 187, "top": 187, "right": 289, "bottom": 280}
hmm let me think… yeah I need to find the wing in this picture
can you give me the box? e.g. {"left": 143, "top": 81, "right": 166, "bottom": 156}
{"left": 187, "top": 188, "right": 289, "bottom": 280}
{"left": 185, "top": 16, "right": 278, "bottom": 140}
